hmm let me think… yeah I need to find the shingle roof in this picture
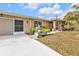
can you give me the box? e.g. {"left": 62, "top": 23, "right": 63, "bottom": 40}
{"left": 0, "top": 10, "right": 50, "bottom": 21}
{"left": 0, "top": 10, "right": 30, "bottom": 18}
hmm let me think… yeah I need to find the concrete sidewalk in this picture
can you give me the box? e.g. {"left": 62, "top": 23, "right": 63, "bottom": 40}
{"left": 0, "top": 34, "right": 61, "bottom": 56}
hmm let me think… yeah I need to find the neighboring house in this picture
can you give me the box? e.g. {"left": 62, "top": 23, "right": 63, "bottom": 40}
{"left": 0, "top": 11, "right": 65, "bottom": 36}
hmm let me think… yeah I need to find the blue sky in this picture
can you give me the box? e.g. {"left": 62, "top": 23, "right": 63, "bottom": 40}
{"left": 0, "top": 3, "right": 72, "bottom": 19}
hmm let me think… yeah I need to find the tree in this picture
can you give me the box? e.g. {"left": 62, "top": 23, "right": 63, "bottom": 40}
{"left": 64, "top": 12, "right": 78, "bottom": 21}
{"left": 72, "top": 5, "right": 79, "bottom": 13}
{"left": 64, "top": 4, "right": 79, "bottom": 30}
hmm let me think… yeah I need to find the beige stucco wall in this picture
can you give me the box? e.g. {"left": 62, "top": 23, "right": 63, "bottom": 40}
{"left": 24, "top": 19, "right": 30, "bottom": 33}
{"left": 42, "top": 21, "right": 49, "bottom": 27}
{"left": 0, "top": 18, "right": 13, "bottom": 36}
{"left": 24, "top": 19, "right": 35, "bottom": 33}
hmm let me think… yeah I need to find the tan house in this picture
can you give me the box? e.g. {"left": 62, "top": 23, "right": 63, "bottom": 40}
{"left": 0, "top": 11, "right": 65, "bottom": 36}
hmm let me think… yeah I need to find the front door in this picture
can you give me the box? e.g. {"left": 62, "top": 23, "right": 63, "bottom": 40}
{"left": 15, "top": 20, "right": 23, "bottom": 32}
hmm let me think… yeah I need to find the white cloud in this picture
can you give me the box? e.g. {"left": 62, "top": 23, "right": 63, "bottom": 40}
{"left": 38, "top": 3, "right": 63, "bottom": 18}
{"left": 38, "top": 7, "right": 53, "bottom": 15}
{"left": 53, "top": 4, "right": 63, "bottom": 15}
{"left": 53, "top": 3, "right": 60, "bottom": 10}
{"left": 53, "top": 10, "right": 63, "bottom": 15}
{"left": 23, "top": 3, "right": 39, "bottom": 10}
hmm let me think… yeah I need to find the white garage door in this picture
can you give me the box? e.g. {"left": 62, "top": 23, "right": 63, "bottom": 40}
{"left": 0, "top": 18, "right": 13, "bottom": 36}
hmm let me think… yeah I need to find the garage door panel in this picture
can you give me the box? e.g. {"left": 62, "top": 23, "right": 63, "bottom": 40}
{"left": 0, "top": 19, "right": 13, "bottom": 35}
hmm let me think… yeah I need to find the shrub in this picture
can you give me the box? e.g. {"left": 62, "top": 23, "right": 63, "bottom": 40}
{"left": 29, "top": 26, "right": 51, "bottom": 35}
{"left": 63, "top": 26, "right": 74, "bottom": 31}
{"left": 30, "top": 27, "right": 36, "bottom": 35}
{"left": 40, "top": 26, "right": 51, "bottom": 33}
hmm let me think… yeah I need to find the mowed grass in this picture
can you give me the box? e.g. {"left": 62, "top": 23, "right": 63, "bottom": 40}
{"left": 38, "top": 31, "right": 79, "bottom": 56}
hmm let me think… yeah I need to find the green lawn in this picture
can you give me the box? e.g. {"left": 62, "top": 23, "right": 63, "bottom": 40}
{"left": 38, "top": 31, "right": 79, "bottom": 56}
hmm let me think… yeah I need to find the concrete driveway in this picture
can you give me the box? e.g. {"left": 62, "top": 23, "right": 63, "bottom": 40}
{"left": 0, "top": 34, "right": 61, "bottom": 56}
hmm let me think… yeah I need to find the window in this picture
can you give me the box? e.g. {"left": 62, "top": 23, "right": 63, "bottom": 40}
{"left": 15, "top": 20, "right": 23, "bottom": 32}
{"left": 34, "top": 21, "right": 42, "bottom": 27}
